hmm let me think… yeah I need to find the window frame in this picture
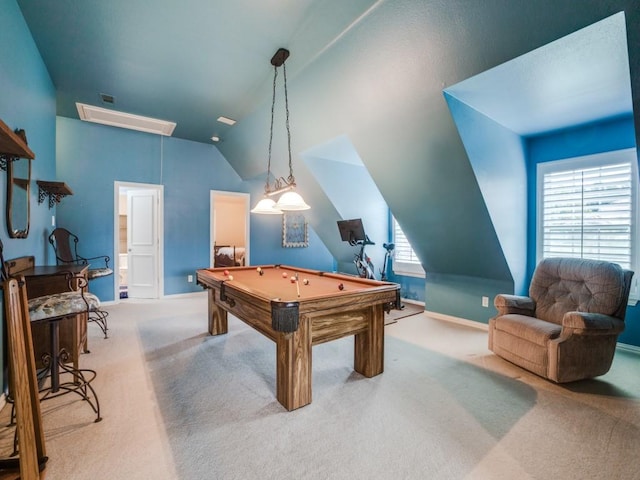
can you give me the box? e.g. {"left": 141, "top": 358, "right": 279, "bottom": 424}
{"left": 536, "top": 147, "right": 639, "bottom": 301}
{"left": 391, "top": 216, "right": 425, "bottom": 278}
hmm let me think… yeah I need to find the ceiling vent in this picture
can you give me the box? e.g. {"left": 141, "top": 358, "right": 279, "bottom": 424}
{"left": 100, "top": 93, "right": 115, "bottom": 104}
{"left": 217, "top": 116, "right": 236, "bottom": 126}
{"left": 76, "top": 103, "right": 176, "bottom": 136}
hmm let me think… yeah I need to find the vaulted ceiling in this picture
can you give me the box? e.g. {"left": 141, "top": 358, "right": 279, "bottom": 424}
{"left": 16, "top": 0, "right": 381, "bottom": 146}
{"left": 17, "top": 0, "right": 634, "bottom": 155}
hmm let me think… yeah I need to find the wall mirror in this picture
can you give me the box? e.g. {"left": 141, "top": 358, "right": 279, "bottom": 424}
{"left": 6, "top": 156, "right": 31, "bottom": 238}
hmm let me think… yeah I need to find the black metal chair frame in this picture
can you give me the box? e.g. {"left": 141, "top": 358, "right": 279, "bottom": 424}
{"left": 48, "top": 227, "right": 111, "bottom": 338}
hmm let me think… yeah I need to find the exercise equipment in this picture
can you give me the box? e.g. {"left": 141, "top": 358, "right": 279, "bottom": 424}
{"left": 337, "top": 218, "right": 376, "bottom": 280}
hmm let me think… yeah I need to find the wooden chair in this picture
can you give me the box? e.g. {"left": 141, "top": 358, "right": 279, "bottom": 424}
{"left": 0, "top": 274, "right": 48, "bottom": 479}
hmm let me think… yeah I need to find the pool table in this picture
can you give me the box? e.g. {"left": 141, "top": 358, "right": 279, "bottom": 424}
{"left": 196, "top": 264, "right": 400, "bottom": 411}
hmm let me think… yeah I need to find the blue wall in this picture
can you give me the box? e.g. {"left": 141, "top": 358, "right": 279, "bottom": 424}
{"left": 56, "top": 117, "right": 335, "bottom": 301}
{"left": 56, "top": 117, "right": 242, "bottom": 300}
{"left": 0, "top": 1, "right": 56, "bottom": 262}
{"left": 0, "top": 1, "right": 57, "bottom": 392}
{"left": 444, "top": 93, "right": 528, "bottom": 295}
{"left": 526, "top": 114, "right": 639, "bottom": 345}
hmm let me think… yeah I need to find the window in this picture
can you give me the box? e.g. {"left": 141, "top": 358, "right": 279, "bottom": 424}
{"left": 392, "top": 216, "right": 424, "bottom": 277}
{"left": 537, "top": 148, "right": 638, "bottom": 299}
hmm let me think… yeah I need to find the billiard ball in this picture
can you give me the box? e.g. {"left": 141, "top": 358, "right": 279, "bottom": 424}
{"left": 290, "top": 277, "right": 296, "bottom": 283}
{"left": 223, "top": 269, "right": 229, "bottom": 276}
{"left": 303, "top": 279, "right": 309, "bottom": 285}
{"left": 259, "top": 270, "right": 264, "bottom": 276}
{"left": 338, "top": 283, "right": 344, "bottom": 290}
{"left": 228, "top": 275, "right": 234, "bottom": 281}
{"left": 256, "top": 267, "right": 262, "bottom": 274}
{"left": 282, "top": 272, "right": 288, "bottom": 278}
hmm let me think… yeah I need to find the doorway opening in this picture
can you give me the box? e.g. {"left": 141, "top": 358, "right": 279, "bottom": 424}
{"left": 210, "top": 191, "right": 250, "bottom": 268}
{"left": 114, "top": 181, "right": 164, "bottom": 300}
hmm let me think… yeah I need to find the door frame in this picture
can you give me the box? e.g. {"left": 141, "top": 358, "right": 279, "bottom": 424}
{"left": 114, "top": 181, "right": 165, "bottom": 301}
{"left": 209, "top": 190, "right": 250, "bottom": 267}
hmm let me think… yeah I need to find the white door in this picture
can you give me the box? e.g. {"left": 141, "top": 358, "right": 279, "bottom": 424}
{"left": 127, "top": 189, "right": 159, "bottom": 298}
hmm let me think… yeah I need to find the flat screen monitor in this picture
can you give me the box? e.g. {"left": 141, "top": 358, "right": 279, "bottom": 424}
{"left": 337, "top": 218, "right": 366, "bottom": 244}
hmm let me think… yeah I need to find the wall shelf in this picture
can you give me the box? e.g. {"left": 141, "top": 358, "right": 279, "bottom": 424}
{"left": 37, "top": 181, "right": 73, "bottom": 209}
{"left": 0, "top": 119, "right": 35, "bottom": 170}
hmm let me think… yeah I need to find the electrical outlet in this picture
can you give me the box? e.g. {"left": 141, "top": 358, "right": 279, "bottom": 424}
{"left": 188, "top": 274, "right": 193, "bottom": 283}
{"left": 482, "top": 296, "right": 489, "bottom": 307}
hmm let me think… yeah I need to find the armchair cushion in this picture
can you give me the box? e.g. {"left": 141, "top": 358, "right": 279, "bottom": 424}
{"left": 491, "top": 314, "right": 561, "bottom": 347}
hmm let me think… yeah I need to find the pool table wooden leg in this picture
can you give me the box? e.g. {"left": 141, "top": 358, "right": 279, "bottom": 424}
{"left": 207, "top": 289, "right": 228, "bottom": 335}
{"left": 276, "top": 317, "right": 311, "bottom": 411}
{"left": 354, "top": 304, "right": 384, "bottom": 377}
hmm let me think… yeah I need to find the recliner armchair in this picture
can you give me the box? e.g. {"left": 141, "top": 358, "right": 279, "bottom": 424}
{"left": 488, "top": 257, "right": 633, "bottom": 383}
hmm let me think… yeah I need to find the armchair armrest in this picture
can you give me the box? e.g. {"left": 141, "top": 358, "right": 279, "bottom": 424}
{"left": 562, "top": 311, "right": 625, "bottom": 335}
{"left": 494, "top": 294, "right": 536, "bottom": 316}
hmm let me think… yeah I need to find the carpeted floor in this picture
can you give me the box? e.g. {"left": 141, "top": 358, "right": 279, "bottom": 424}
{"left": 1, "top": 292, "right": 639, "bottom": 479}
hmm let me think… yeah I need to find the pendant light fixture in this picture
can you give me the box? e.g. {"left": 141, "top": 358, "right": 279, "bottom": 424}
{"left": 251, "top": 48, "right": 310, "bottom": 214}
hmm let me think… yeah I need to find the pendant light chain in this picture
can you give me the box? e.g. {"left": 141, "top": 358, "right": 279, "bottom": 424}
{"left": 265, "top": 65, "right": 278, "bottom": 194}
{"left": 283, "top": 63, "right": 294, "bottom": 185}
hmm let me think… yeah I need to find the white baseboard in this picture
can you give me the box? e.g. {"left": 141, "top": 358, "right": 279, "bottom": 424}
{"left": 401, "top": 298, "right": 425, "bottom": 307}
{"left": 106, "top": 290, "right": 206, "bottom": 305}
{"left": 617, "top": 342, "right": 640, "bottom": 354}
{"left": 162, "top": 291, "right": 206, "bottom": 299}
{"left": 424, "top": 310, "right": 489, "bottom": 331}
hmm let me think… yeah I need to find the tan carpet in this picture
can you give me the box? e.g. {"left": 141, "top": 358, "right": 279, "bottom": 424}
{"left": 1, "top": 292, "right": 639, "bottom": 479}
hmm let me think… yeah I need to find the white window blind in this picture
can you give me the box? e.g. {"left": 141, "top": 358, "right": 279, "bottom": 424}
{"left": 392, "top": 217, "right": 424, "bottom": 277}
{"left": 538, "top": 149, "right": 636, "bottom": 271}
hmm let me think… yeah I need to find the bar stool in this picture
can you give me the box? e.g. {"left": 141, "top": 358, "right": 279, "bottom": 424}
{"left": 26, "top": 271, "right": 102, "bottom": 423}
{"left": 48, "top": 227, "right": 112, "bottom": 338}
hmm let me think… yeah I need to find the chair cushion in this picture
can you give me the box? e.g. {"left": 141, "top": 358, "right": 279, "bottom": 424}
{"left": 529, "top": 258, "right": 625, "bottom": 325}
{"left": 28, "top": 291, "right": 100, "bottom": 322}
{"left": 88, "top": 267, "right": 113, "bottom": 279}
{"left": 491, "top": 314, "right": 562, "bottom": 347}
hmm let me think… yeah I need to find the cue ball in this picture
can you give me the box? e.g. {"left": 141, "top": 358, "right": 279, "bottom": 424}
{"left": 303, "top": 279, "right": 309, "bottom": 285}
{"left": 228, "top": 275, "right": 233, "bottom": 281}
{"left": 282, "top": 272, "right": 288, "bottom": 278}
{"left": 338, "top": 283, "right": 344, "bottom": 290}
{"left": 256, "top": 267, "right": 262, "bottom": 274}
